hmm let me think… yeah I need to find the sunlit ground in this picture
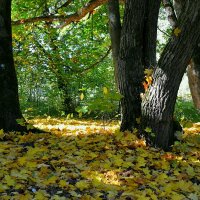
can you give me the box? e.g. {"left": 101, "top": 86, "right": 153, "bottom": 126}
{"left": 0, "top": 117, "right": 199, "bottom": 199}
{"left": 30, "top": 117, "right": 119, "bottom": 135}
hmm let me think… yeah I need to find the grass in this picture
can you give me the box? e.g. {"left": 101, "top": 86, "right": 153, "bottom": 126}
{"left": 175, "top": 98, "right": 200, "bottom": 126}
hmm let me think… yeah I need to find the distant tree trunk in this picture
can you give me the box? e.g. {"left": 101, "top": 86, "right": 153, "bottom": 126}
{"left": 117, "top": 0, "right": 161, "bottom": 131}
{"left": 0, "top": 0, "right": 25, "bottom": 131}
{"left": 108, "top": 0, "right": 121, "bottom": 85}
{"left": 57, "top": 80, "right": 75, "bottom": 114}
{"left": 142, "top": 0, "right": 200, "bottom": 150}
{"left": 188, "top": 52, "right": 200, "bottom": 109}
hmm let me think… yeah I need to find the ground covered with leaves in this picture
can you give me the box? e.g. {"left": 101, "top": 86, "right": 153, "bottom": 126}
{"left": 0, "top": 118, "right": 199, "bottom": 200}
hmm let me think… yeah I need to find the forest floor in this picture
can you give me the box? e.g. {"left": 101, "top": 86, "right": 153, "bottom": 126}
{"left": 0, "top": 117, "right": 199, "bottom": 200}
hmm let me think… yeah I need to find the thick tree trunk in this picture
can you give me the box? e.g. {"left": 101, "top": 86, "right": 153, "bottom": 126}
{"left": 0, "top": 0, "right": 25, "bottom": 131}
{"left": 174, "top": 0, "right": 200, "bottom": 110}
{"left": 117, "top": 0, "right": 146, "bottom": 131}
{"left": 108, "top": 0, "right": 121, "bottom": 86}
{"left": 117, "top": 0, "right": 161, "bottom": 131}
{"left": 142, "top": 0, "right": 200, "bottom": 150}
{"left": 143, "top": 0, "right": 161, "bottom": 68}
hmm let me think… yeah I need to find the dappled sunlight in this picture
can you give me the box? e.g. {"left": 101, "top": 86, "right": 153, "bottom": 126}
{"left": 0, "top": 118, "right": 199, "bottom": 199}
{"left": 184, "top": 122, "right": 200, "bottom": 135}
{"left": 29, "top": 117, "right": 119, "bottom": 136}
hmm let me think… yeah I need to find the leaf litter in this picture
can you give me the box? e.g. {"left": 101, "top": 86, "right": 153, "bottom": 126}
{"left": 0, "top": 118, "right": 199, "bottom": 200}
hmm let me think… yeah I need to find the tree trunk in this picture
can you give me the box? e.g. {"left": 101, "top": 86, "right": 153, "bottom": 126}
{"left": 108, "top": 0, "right": 121, "bottom": 86}
{"left": 57, "top": 80, "right": 75, "bottom": 114}
{"left": 117, "top": 0, "right": 146, "bottom": 131}
{"left": 142, "top": 0, "right": 200, "bottom": 150}
{"left": 188, "top": 51, "right": 200, "bottom": 109}
{"left": 117, "top": 0, "right": 161, "bottom": 131}
{"left": 0, "top": 0, "right": 25, "bottom": 131}
{"left": 143, "top": 0, "right": 161, "bottom": 68}
{"left": 174, "top": 0, "right": 200, "bottom": 110}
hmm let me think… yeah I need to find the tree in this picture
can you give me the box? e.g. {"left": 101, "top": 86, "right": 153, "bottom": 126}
{"left": 108, "top": 0, "right": 121, "bottom": 85}
{"left": 12, "top": 0, "right": 114, "bottom": 117}
{"left": 115, "top": 0, "right": 161, "bottom": 131}
{"left": 188, "top": 50, "right": 200, "bottom": 110}
{"left": 175, "top": 0, "right": 200, "bottom": 110}
{"left": 0, "top": 0, "right": 25, "bottom": 131}
{"left": 112, "top": 0, "right": 200, "bottom": 150}
{"left": 164, "top": 0, "right": 200, "bottom": 110}
{"left": 142, "top": 0, "right": 200, "bottom": 150}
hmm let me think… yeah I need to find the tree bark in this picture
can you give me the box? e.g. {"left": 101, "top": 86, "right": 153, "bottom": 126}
{"left": 117, "top": 0, "right": 146, "bottom": 131}
{"left": 0, "top": 0, "right": 25, "bottom": 131}
{"left": 188, "top": 50, "right": 200, "bottom": 109}
{"left": 142, "top": 0, "right": 200, "bottom": 150}
{"left": 143, "top": 0, "right": 161, "bottom": 68}
{"left": 173, "top": 0, "right": 200, "bottom": 110}
{"left": 117, "top": 0, "right": 161, "bottom": 131}
{"left": 108, "top": 0, "right": 121, "bottom": 85}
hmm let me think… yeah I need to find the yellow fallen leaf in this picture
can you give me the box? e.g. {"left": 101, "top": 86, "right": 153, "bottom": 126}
{"left": 174, "top": 27, "right": 181, "bottom": 37}
{"left": 75, "top": 180, "right": 90, "bottom": 191}
{"left": 35, "top": 190, "right": 49, "bottom": 200}
{"left": 43, "top": 176, "right": 58, "bottom": 185}
{"left": 170, "top": 193, "right": 185, "bottom": 200}
{"left": 5, "top": 175, "right": 16, "bottom": 186}
{"left": 0, "top": 129, "right": 5, "bottom": 139}
{"left": 0, "top": 183, "right": 8, "bottom": 192}
{"left": 26, "top": 161, "right": 37, "bottom": 168}
{"left": 59, "top": 180, "right": 68, "bottom": 188}
{"left": 144, "top": 68, "right": 153, "bottom": 76}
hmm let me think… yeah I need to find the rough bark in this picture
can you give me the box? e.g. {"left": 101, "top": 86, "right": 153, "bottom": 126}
{"left": 108, "top": 0, "right": 121, "bottom": 85}
{"left": 143, "top": 0, "right": 161, "bottom": 68}
{"left": 162, "top": 0, "right": 177, "bottom": 28}
{"left": 0, "top": 0, "right": 25, "bottom": 131}
{"left": 173, "top": 0, "right": 200, "bottom": 110}
{"left": 117, "top": 0, "right": 161, "bottom": 131}
{"left": 117, "top": 0, "right": 146, "bottom": 131}
{"left": 173, "top": 0, "right": 186, "bottom": 18}
{"left": 142, "top": 0, "right": 200, "bottom": 150}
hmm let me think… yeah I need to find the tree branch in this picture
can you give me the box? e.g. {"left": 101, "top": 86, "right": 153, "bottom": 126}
{"left": 80, "top": 46, "right": 111, "bottom": 74}
{"left": 157, "top": 26, "right": 170, "bottom": 37}
{"left": 12, "top": 0, "right": 107, "bottom": 26}
{"left": 162, "top": 0, "right": 177, "bottom": 28}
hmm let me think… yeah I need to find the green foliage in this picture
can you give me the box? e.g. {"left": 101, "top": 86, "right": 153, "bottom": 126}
{"left": 175, "top": 97, "right": 200, "bottom": 126}
{"left": 12, "top": 2, "right": 115, "bottom": 117}
{"left": 76, "top": 87, "right": 122, "bottom": 118}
